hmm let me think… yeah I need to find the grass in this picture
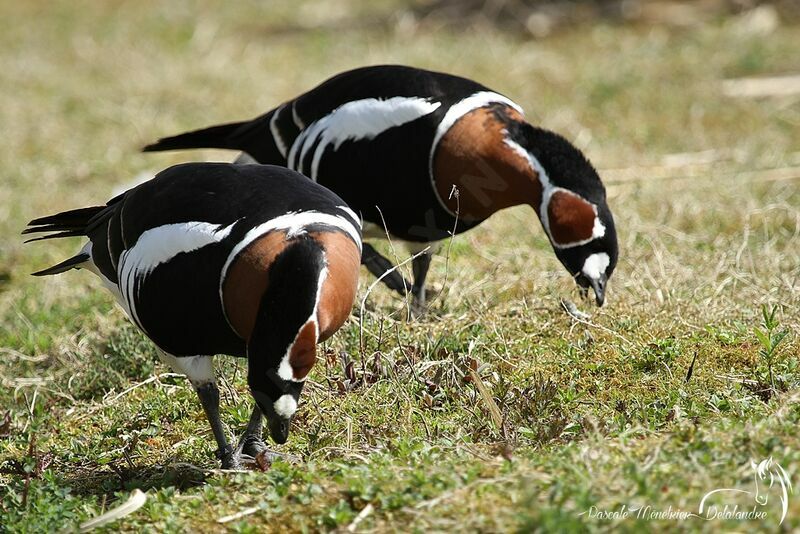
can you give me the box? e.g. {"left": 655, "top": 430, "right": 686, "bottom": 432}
{"left": 1, "top": 1, "right": 800, "bottom": 531}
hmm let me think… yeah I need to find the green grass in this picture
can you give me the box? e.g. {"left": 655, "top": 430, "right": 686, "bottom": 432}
{"left": 1, "top": 1, "right": 800, "bottom": 531}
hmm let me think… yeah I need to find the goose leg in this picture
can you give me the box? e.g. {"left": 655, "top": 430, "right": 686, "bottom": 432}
{"left": 195, "top": 381, "right": 239, "bottom": 469}
{"left": 411, "top": 249, "right": 432, "bottom": 310}
{"left": 156, "top": 352, "right": 240, "bottom": 469}
{"left": 361, "top": 243, "right": 412, "bottom": 295}
{"left": 237, "top": 405, "right": 267, "bottom": 457}
{"left": 235, "top": 406, "right": 288, "bottom": 467}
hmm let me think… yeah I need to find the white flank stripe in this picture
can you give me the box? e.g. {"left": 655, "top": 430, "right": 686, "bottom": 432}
{"left": 287, "top": 97, "right": 441, "bottom": 180}
{"left": 270, "top": 105, "right": 288, "bottom": 158}
{"left": 429, "top": 91, "right": 524, "bottom": 214}
{"left": 157, "top": 352, "right": 215, "bottom": 386}
{"left": 117, "top": 221, "right": 235, "bottom": 328}
{"left": 504, "top": 138, "right": 602, "bottom": 249}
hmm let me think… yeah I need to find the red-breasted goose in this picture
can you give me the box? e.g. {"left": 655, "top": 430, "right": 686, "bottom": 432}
{"left": 144, "top": 65, "right": 618, "bottom": 308}
{"left": 25, "top": 163, "right": 362, "bottom": 468}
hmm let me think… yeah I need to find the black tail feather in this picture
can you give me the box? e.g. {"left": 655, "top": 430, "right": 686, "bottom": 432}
{"left": 22, "top": 224, "right": 77, "bottom": 235}
{"left": 27, "top": 192, "right": 122, "bottom": 278}
{"left": 25, "top": 205, "right": 106, "bottom": 239}
{"left": 24, "top": 230, "right": 86, "bottom": 243}
{"left": 31, "top": 252, "right": 90, "bottom": 276}
{"left": 27, "top": 206, "right": 106, "bottom": 228}
{"left": 142, "top": 121, "right": 248, "bottom": 153}
{"left": 24, "top": 204, "right": 108, "bottom": 247}
{"left": 142, "top": 111, "right": 286, "bottom": 164}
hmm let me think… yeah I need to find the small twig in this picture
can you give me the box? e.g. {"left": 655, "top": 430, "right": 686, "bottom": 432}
{"left": 715, "top": 374, "right": 759, "bottom": 385}
{"left": 79, "top": 489, "right": 147, "bottom": 531}
{"left": 374, "top": 205, "right": 413, "bottom": 316}
{"left": 413, "top": 476, "right": 512, "bottom": 510}
{"left": 217, "top": 506, "right": 260, "bottom": 524}
{"left": 21, "top": 433, "right": 36, "bottom": 508}
{"left": 0, "top": 348, "right": 48, "bottom": 362}
{"left": 723, "top": 74, "right": 800, "bottom": 98}
{"left": 560, "top": 298, "right": 590, "bottom": 321}
{"left": 359, "top": 249, "right": 430, "bottom": 353}
{"left": 660, "top": 360, "right": 674, "bottom": 380}
{"left": 346, "top": 503, "right": 374, "bottom": 532}
{"left": 559, "top": 298, "right": 633, "bottom": 347}
{"left": 430, "top": 185, "right": 461, "bottom": 309}
{"left": 468, "top": 368, "right": 503, "bottom": 432}
{"left": 104, "top": 373, "right": 185, "bottom": 405}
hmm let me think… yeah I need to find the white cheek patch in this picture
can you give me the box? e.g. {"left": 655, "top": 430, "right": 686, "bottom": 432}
{"left": 582, "top": 252, "right": 610, "bottom": 280}
{"left": 273, "top": 394, "right": 297, "bottom": 418}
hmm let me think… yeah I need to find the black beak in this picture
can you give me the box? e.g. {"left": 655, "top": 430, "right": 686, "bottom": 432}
{"left": 588, "top": 274, "right": 607, "bottom": 307}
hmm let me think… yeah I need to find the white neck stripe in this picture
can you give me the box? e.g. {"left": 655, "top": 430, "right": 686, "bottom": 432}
{"left": 277, "top": 266, "right": 327, "bottom": 382}
{"left": 504, "top": 137, "right": 604, "bottom": 249}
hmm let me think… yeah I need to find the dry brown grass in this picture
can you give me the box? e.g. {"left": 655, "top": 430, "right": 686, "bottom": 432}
{"left": 1, "top": 1, "right": 799, "bottom": 531}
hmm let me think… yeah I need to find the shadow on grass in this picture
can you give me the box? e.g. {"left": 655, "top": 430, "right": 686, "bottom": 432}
{"left": 62, "top": 461, "right": 209, "bottom": 497}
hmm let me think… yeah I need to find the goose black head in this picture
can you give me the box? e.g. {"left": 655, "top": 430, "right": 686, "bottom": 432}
{"left": 513, "top": 124, "right": 619, "bottom": 306}
{"left": 245, "top": 238, "right": 326, "bottom": 444}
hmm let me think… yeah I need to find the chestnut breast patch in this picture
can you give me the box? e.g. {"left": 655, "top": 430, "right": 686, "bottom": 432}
{"left": 433, "top": 106, "right": 541, "bottom": 221}
{"left": 309, "top": 231, "right": 361, "bottom": 342}
{"left": 221, "top": 231, "right": 288, "bottom": 340}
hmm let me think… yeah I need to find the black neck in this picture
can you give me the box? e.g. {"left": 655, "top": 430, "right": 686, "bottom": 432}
{"left": 509, "top": 122, "right": 606, "bottom": 204}
{"left": 247, "top": 237, "right": 325, "bottom": 395}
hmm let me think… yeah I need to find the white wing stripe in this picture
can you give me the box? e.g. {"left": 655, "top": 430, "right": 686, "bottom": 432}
{"left": 117, "top": 221, "right": 236, "bottom": 327}
{"left": 287, "top": 97, "right": 442, "bottom": 180}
